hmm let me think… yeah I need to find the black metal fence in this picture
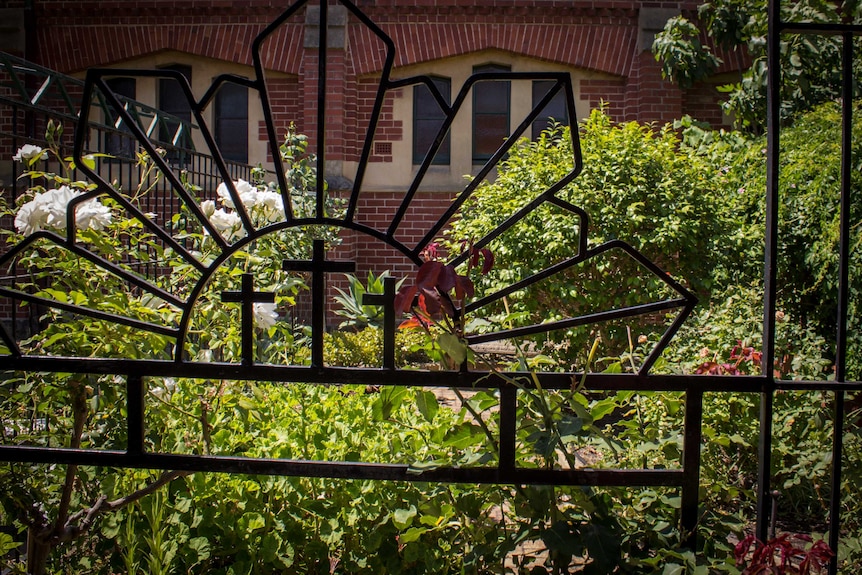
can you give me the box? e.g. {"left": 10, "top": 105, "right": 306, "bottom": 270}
{"left": 760, "top": 7, "right": 862, "bottom": 573}
{"left": 0, "top": 1, "right": 859, "bottom": 574}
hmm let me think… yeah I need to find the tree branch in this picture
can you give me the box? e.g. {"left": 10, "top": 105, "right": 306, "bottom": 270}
{"left": 55, "top": 470, "right": 190, "bottom": 544}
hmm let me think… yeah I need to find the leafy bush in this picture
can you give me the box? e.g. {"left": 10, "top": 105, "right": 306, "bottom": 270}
{"left": 679, "top": 101, "right": 862, "bottom": 381}
{"left": 323, "top": 326, "right": 430, "bottom": 367}
{"left": 447, "top": 109, "right": 729, "bottom": 365}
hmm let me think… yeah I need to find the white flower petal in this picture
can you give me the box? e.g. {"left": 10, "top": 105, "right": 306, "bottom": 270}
{"left": 75, "top": 199, "right": 113, "bottom": 231}
{"left": 217, "top": 179, "right": 258, "bottom": 210}
{"left": 208, "top": 208, "right": 246, "bottom": 241}
{"left": 13, "top": 144, "right": 47, "bottom": 163}
{"left": 253, "top": 302, "right": 278, "bottom": 329}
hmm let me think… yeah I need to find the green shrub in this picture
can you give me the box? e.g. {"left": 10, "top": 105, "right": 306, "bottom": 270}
{"left": 447, "top": 109, "right": 728, "bottom": 365}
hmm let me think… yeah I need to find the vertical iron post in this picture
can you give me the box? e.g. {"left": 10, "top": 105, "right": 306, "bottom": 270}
{"left": 499, "top": 385, "right": 517, "bottom": 475}
{"left": 757, "top": 0, "right": 781, "bottom": 542}
{"left": 826, "top": 29, "right": 854, "bottom": 575}
{"left": 362, "top": 276, "right": 398, "bottom": 369}
{"left": 681, "top": 387, "right": 703, "bottom": 549}
{"left": 316, "top": 0, "right": 328, "bottom": 217}
{"left": 127, "top": 374, "right": 145, "bottom": 456}
{"left": 283, "top": 239, "right": 355, "bottom": 368}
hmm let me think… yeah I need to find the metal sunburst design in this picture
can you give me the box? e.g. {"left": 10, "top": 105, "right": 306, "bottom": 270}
{"left": 0, "top": 0, "right": 696, "bottom": 381}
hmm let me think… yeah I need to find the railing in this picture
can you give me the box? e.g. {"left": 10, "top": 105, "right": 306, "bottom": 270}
{"left": 0, "top": 51, "right": 260, "bottom": 335}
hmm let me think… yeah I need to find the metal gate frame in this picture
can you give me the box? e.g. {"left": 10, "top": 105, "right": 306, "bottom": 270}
{"left": 0, "top": 1, "right": 859, "bottom": 572}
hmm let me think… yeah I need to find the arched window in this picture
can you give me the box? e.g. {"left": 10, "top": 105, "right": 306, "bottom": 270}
{"left": 412, "top": 76, "right": 451, "bottom": 165}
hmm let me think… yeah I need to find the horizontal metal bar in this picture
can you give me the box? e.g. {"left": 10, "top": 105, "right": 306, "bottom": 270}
{"left": 0, "top": 356, "right": 779, "bottom": 391}
{"left": 0, "top": 445, "right": 684, "bottom": 486}
{"left": 467, "top": 298, "right": 688, "bottom": 344}
{"left": 780, "top": 21, "right": 862, "bottom": 35}
{"left": 2, "top": 355, "right": 855, "bottom": 392}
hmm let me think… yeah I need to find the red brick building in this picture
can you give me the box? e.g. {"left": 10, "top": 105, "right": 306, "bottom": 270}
{"left": 2, "top": 0, "right": 744, "bottom": 307}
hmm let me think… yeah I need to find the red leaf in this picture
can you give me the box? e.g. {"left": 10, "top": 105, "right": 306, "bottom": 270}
{"left": 416, "top": 261, "right": 443, "bottom": 289}
{"left": 453, "top": 274, "right": 474, "bottom": 300}
{"left": 470, "top": 247, "right": 494, "bottom": 274}
{"left": 437, "top": 265, "right": 457, "bottom": 294}
{"left": 398, "top": 315, "right": 428, "bottom": 330}
{"left": 418, "top": 290, "right": 442, "bottom": 317}
{"left": 479, "top": 248, "right": 494, "bottom": 274}
{"left": 394, "top": 285, "right": 417, "bottom": 316}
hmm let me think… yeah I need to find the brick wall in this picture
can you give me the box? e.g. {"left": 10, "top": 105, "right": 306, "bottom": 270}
{"left": 9, "top": 0, "right": 744, "bottom": 331}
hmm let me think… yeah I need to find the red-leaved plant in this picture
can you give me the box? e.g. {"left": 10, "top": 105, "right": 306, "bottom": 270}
{"left": 394, "top": 242, "right": 493, "bottom": 367}
{"left": 695, "top": 341, "right": 762, "bottom": 375}
{"left": 734, "top": 533, "right": 834, "bottom": 575}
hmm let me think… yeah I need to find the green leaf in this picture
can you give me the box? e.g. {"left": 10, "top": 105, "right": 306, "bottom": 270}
{"left": 0, "top": 532, "right": 21, "bottom": 555}
{"left": 437, "top": 332, "right": 468, "bottom": 365}
{"left": 188, "top": 536, "right": 211, "bottom": 563}
{"left": 391, "top": 505, "right": 417, "bottom": 529}
{"left": 581, "top": 523, "right": 621, "bottom": 574}
{"left": 415, "top": 389, "right": 439, "bottom": 423}
{"left": 371, "top": 385, "right": 407, "bottom": 421}
{"left": 399, "top": 526, "right": 428, "bottom": 543}
{"left": 240, "top": 511, "right": 266, "bottom": 532}
{"left": 443, "top": 422, "right": 485, "bottom": 448}
{"left": 407, "top": 459, "right": 444, "bottom": 475}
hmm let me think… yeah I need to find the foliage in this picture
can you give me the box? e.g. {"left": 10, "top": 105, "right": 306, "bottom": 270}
{"left": 652, "top": 16, "right": 721, "bottom": 89}
{"left": 395, "top": 241, "right": 493, "bottom": 369}
{"left": 4, "top": 101, "right": 862, "bottom": 574}
{"left": 734, "top": 533, "right": 833, "bottom": 574}
{"left": 446, "top": 112, "right": 727, "bottom": 366}
{"left": 332, "top": 270, "right": 403, "bottom": 331}
{"left": 0, "top": 123, "right": 338, "bottom": 574}
{"left": 323, "top": 326, "right": 430, "bottom": 367}
{"left": 653, "top": 0, "right": 862, "bottom": 130}
{"left": 677, "top": 101, "right": 862, "bottom": 380}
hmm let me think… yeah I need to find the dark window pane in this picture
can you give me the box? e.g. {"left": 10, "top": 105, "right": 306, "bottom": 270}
{"left": 472, "top": 64, "right": 510, "bottom": 162}
{"left": 105, "top": 77, "right": 136, "bottom": 159}
{"left": 158, "top": 65, "right": 192, "bottom": 153}
{"left": 215, "top": 82, "right": 249, "bottom": 163}
{"left": 413, "top": 77, "right": 451, "bottom": 165}
{"left": 531, "top": 80, "right": 568, "bottom": 139}
{"left": 473, "top": 115, "right": 509, "bottom": 157}
{"left": 474, "top": 82, "right": 509, "bottom": 113}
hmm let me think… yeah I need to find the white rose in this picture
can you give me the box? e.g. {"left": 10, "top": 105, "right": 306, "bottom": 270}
{"left": 38, "top": 186, "right": 80, "bottom": 229}
{"left": 217, "top": 179, "right": 257, "bottom": 209}
{"left": 201, "top": 199, "right": 216, "bottom": 217}
{"left": 253, "top": 302, "right": 278, "bottom": 329}
{"left": 209, "top": 208, "right": 245, "bottom": 241}
{"left": 254, "top": 190, "right": 285, "bottom": 222}
{"left": 75, "top": 199, "right": 113, "bottom": 231}
{"left": 13, "top": 144, "right": 47, "bottom": 163}
{"left": 14, "top": 200, "right": 49, "bottom": 235}
{"left": 15, "top": 186, "right": 79, "bottom": 234}
{"left": 15, "top": 186, "right": 113, "bottom": 235}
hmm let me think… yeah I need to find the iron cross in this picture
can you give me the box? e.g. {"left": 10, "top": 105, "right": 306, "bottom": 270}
{"left": 221, "top": 273, "right": 276, "bottom": 366}
{"left": 283, "top": 239, "right": 355, "bottom": 367}
{"left": 362, "top": 276, "right": 398, "bottom": 369}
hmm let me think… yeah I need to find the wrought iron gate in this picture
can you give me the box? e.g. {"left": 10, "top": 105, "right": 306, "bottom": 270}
{"left": 0, "top": 1, "right": 859, "bottom": 573}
